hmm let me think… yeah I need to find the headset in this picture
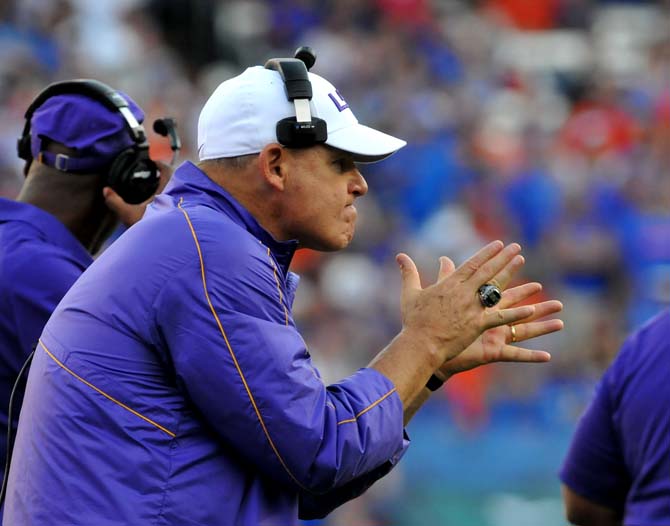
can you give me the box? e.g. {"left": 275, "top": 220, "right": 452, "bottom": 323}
{"left": 0, "top": 345, "right": 34, "bottom": 507}
{"left": 17, "top": 79, "right": 175, "bottom": 205}
{"left": 264, "top": 46, "right": 328, "bottom": 149}
{"left": 153, "top": 117, "right": 182, "bottom": 167}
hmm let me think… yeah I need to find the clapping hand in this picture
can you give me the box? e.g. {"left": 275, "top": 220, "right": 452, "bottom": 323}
{"left": 397, "top": 241, "right": 538, "bottom": 365}
{"left": 428, "top": 251, "right": 563, "bottom": 380}
{"left": 437, "top": 281, "right": 562, "bottom": 378}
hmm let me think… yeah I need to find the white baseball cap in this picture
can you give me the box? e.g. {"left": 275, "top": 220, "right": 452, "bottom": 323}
{"left": 197, "top": 66, "right": 406, "bottom": 163}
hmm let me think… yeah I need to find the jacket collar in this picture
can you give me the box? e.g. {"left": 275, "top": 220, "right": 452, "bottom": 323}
{"left": 164, "top": 162, "right": 299, "bottom": 275}
{"left": 0, "top": 198, "right": 92, "bottom": 266}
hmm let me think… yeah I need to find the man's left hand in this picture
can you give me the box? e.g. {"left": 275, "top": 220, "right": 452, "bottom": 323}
{"left": 436, "top": 282, "right": 563, "bottom": 380}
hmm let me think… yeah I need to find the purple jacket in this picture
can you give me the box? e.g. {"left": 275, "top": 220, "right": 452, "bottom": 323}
{"left": 0, "top": 199, "right": 92, "bottom": 498}
{"left": 5, "top": 162, "right": 408, "bottom": 525}
{"left": 561, "top": 310, "right": 670, "bottom": 523}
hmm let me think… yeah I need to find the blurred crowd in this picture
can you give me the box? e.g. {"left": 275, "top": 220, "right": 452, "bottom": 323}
{"left": 1, "top": 0, "right": 669, "bottom": 523}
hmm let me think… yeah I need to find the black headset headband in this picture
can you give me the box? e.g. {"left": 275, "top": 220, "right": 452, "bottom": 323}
{"left": 264, "top": 47, "right": 327, "bottom": 148}
{"left": 19, "top": 78, "right": 148, "bottom": 161}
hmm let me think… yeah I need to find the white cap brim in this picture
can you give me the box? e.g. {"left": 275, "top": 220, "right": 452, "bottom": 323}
{"left": 326, "top": 123, "right": 407, "bottom": 163}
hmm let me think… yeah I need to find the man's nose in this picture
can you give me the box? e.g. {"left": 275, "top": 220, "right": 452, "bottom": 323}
{"left": 351, "top": 170, "right": 368, "bottom": 197}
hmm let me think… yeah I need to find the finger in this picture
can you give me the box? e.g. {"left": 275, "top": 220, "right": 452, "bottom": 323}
{"left": 498, "top": 282, "right": 542, "bottom": 309}
{"left": 510, "top": 319, "right": 564, "bottom": 342}
{"left": 437, "top": 256, "right": 456, "bottom": 282}
{"left": 471, "top": 243, "right": 522, "bottom": 288}
{"left": 515, "top": 300, "right": 564, "bottom": 323}
{"left": 493, "top": 346, "right": 551, "bottom": 363}
{"left": 103, "top": 186, "right": 126, "bottom": 214}
{"left": 155, "top": 160, "right": 171, "bottom": 172}
{"left": 102, "top": 186, "right": 144, "bottom": 227}
{"left": 452, "top": 240, "right": 505, "bottom": 280}
{"left": 484, "top": 305, "right": 535, "bottom": 330}
{"left": 154, "top": 161, "right": 174, "bottom": 193}
{"left": 396, "top": 253, "right": 422, "bottom": 297}
{"left": 489, "top": 254, "right": 525, "bottom": 291}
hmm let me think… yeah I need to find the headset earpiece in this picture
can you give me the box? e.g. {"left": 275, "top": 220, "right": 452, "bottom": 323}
{"left": 264, "top": 48, "right": 327, "bottom": 149}
{"left": 17, "top": 135, "right": 31, "bottom": 162}
{"left": 17, "top": 134, "right": 33, "bottom": 175}
{"left": 275, "top": 117, "right": 327, "bottom": 148}
{"left": 107, "top": 148, "right": 159, "bottom": 205}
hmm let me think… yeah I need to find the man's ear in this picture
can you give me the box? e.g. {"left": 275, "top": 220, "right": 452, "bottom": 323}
{"left": 258, "top": 143, "right": 288, "bottom": 191}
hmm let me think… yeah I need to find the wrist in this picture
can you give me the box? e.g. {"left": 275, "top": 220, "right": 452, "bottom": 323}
{"left": 426, "top": 368, "right": 452, "bottom": 391}
{"left": 399, "top": 327, "right": 443, "bottom": 371}
{"left": 426, "top": 374, "right": 445, "bottom": 391}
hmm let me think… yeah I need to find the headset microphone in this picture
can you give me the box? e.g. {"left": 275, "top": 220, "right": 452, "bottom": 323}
{"left": 153, "top": 117, "right": 182, "bottom": 166}
{"left": 294, "top": 46, "right": 316, "bottom": 70}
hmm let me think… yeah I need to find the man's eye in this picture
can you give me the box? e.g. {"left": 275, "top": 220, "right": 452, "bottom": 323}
{"left": 333, "top": 159, "right": 347, "bottom": 172}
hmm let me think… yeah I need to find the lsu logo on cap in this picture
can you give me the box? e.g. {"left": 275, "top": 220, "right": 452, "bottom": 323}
{"left": 328, "top": 90, "right": 349, "bottom": 112}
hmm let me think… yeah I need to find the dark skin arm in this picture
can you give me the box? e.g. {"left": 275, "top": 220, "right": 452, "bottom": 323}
{"left": 562, "top": 485, "right": 623, "bottom": 526}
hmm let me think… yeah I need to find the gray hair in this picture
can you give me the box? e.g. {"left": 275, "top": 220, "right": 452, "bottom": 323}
{"left": 198, "top": 154, "right": 258, "bottom": 171}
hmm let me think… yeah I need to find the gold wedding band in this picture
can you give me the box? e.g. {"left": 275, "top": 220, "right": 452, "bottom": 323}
{"left": 510, "top": 325, "right": 517, "bottom": 343}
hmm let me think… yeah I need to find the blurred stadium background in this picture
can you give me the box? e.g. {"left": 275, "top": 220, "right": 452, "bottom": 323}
{"left": 1, "top": 0, "right": 669, "bottom": 524}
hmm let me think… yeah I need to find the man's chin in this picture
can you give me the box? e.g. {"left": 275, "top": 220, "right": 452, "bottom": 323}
{"left": 305, "top": 233, "right": 354, "bottom": 252}
{"left": 333, "top": 229, "right": 356, "bottom": 251}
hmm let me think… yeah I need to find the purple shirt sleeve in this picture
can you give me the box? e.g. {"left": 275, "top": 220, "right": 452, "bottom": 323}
{"left": 298, "top": 430, "right": 409, "bottom": 519}
{"left": 559, "top": 369, "right": 630, "bottom": 511}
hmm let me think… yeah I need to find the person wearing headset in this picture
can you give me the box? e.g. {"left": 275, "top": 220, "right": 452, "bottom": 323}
{"left": 0, "top": 80, "right": 173, "bottom": 497}
{"left": 4, "top": 52, "right": 563, "bottom": 525}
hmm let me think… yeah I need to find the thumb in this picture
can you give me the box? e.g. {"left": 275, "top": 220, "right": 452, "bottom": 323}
{"left": 437, "top": 256, "right": 456, "bottom": 282}
{"left": 102, "top": 186, "right": 144, "bottom": 228}
{"left": 103, "top": 186, "right": 125, "bottom": 215}
{"left": 396, "top": 253, "right": 422, "bottom": 297}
